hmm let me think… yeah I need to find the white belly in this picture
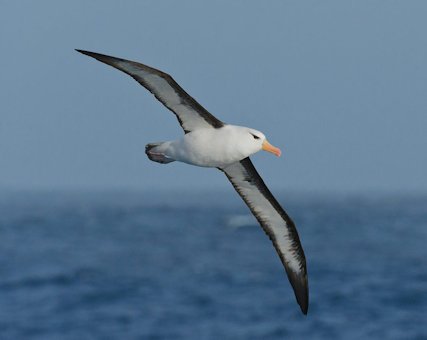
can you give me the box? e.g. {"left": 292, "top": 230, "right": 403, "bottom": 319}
{"left": 166, "top": 127, "right": 249, "bottom": 168}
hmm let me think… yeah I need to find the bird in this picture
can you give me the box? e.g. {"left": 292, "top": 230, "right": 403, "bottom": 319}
{"left": 76, "top": 49, "right": 309, "bottom": 314}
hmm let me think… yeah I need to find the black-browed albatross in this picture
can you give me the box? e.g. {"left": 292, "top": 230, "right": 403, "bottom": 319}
{"left": 76, "top": 49, "right": 309, "bottom": 314}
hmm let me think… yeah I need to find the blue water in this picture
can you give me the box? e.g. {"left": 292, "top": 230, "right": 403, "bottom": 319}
{"left": 0, "top": 191, "right": 426, "bottom": 339}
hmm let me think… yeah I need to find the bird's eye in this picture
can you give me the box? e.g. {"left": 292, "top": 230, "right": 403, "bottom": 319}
{"left": 251, "top": 134, "right": 260, "bottom": 140}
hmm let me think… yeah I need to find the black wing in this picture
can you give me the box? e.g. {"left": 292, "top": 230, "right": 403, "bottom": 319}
{"left": 221, "top": 158, "right": 308, "bottom": 314}
{"left": 76, "top": 49, "right": 224, "bottom": 133}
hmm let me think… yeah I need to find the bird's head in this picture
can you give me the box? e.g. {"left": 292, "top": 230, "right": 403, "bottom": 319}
{"left": 233, "top": 126, "right": 281, "bottom": 158}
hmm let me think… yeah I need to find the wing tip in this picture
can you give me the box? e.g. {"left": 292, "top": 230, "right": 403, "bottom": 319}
{"left": 288, "top": 270, "right": 309, "bottom": 315}
{"left": 75, "top": 48, "right": 90, "bottom": 56}
{"left": 75, "top": 49, "right": 103, "bottom": 60}
{"left": 75, "top": 49, "right": 127, "bottom": 71}
{"left": 298, "top": 292, "right": 309, "bottom": 315}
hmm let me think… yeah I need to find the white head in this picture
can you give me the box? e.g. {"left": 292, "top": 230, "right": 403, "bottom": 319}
{"left": 231, "top": 126, "right": 281, "bottom": 158}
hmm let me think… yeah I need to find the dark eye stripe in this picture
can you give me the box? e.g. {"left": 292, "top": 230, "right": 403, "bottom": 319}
{"left": 251, "top": 134, "right": 260, "bottom": 140}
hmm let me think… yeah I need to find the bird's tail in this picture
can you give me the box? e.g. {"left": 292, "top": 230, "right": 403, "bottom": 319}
{"left": 145, "top": 143, "right": 175, "bottom": 164}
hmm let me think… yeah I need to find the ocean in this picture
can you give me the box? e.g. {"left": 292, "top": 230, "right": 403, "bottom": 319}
{"left": 0, "top": 191, "right": 426, "bottom": 339}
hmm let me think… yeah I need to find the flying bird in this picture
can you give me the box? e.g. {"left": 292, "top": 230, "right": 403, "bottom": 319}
{"left": 76, "top": 49, "right": 309, "bottom": 314}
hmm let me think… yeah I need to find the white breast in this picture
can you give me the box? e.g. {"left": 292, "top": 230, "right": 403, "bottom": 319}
{"left": 165, "top": 126, "right": 254, "bottom": 168}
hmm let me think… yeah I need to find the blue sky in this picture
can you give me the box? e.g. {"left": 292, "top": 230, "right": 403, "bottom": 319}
{"left": 1, "top": 1, "right": 427, "bottom": 193}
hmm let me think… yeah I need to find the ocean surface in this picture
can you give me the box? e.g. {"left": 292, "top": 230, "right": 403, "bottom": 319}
{"left": 0, "top": 191, "right": 426, "bottom": 340}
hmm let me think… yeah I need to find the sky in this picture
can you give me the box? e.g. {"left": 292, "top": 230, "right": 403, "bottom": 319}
{"left": 1, "top": 1, "right": 427, "bottom": 194}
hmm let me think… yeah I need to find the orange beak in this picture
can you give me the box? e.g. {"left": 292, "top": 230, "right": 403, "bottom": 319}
{"left": 262, "top": 140, "right": 281, "bottom": 157}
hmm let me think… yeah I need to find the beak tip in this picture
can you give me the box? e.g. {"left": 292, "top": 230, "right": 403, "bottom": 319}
{"left": 262, "top": 140, "right": 282, "bottom": 157}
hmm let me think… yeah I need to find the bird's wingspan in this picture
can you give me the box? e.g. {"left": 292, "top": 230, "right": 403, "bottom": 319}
{"left": 220, "top": 157, "right": 309, "bottom": 314}
{"left": 76, "top": 50, "right": 224, "bottom": 133}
